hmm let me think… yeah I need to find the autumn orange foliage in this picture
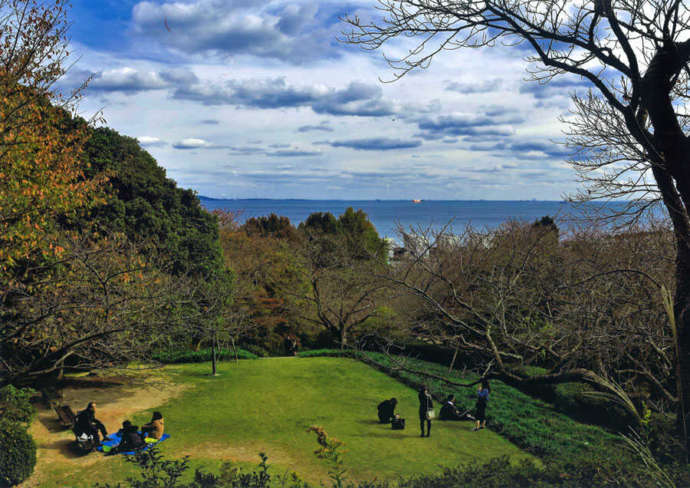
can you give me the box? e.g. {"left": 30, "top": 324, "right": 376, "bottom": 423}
{"left": 0, "top": 0, "right": 104, "bottom": 276}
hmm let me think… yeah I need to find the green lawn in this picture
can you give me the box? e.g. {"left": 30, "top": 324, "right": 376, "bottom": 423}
{"left": 32, "top": 357, "right": 536, "bottom": 487}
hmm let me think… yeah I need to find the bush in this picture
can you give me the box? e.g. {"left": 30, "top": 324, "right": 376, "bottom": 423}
{"left": 0, "top": 386, "right": 35, "bottom": 424}
{"left": 297, "top": 349, "right": 358, "bottom": 359}
{"left": 396, "top": 455, "right": 684, "bottom": 488}
{"left": 0, "top": 420, "right": 36, "bottom": 487}
{"left": 242, "top": 344, "right": 269, "bottom": 358}
{"left": 153, "top": 348, "right": 258, "bottom": 364}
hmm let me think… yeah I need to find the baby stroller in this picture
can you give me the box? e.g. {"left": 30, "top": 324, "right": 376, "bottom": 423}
{"left": 73, "top": 428, "right": 100, "bottom": 454}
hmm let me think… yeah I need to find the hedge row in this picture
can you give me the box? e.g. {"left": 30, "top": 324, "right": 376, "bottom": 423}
{"left": 153, "top": 348, "right": 258, "bottom": 364}
{"left": 0, "top": 386, "right": 37, "bottom": 487}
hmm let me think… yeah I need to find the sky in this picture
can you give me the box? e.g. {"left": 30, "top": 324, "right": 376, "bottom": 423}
{"left": 62, "top": 0, "right": 590, "bottom": 200}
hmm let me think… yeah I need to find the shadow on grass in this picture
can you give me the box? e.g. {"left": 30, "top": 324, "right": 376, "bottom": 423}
{"left": 38, "top": 415, "right": 72, "bottom": 434}
{"left": 43, "top": 438, "right": 87, "bottom": 459}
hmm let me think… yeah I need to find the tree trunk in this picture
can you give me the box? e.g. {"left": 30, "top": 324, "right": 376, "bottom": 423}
{"left": 448, "top": 341, "right": 460, "bottom": 373}
{"left": 211, "top": 331, "right": 218, "bottom": 376}
{"left": 340, "top": 327, "right": 347, "bottom": 350}
{"left": 231, "top": 336, "right": 239, "bottom": 363}
{"left": 674, "top": 241, "right": 690, "bottom": 453}
{"left": 638, "top": 44, "right": 690, "bottom": 451}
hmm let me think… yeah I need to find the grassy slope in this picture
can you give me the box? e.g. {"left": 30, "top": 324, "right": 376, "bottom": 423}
{"left": 33, "top": 357, "right": 535, "bottom": 487}
{"left": 360, "top": 352, "right": 627, "bottom": 465}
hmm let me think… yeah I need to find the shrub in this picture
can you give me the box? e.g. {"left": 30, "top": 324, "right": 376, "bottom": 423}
{"left": 96, "top": 448, "right": 308, "bottom": 488}
{"left": 153, "top": 348, "right": 258, "bottom": 364}
{"left": 297, "top": 349, "right": 358, "bottom": 359}
{"left": 0, "top": 420, "right": 36, "bottom": 487}
{"left": 242, "top": 344, "right": 269, "bottom": 358}
{"left": 0, "top": 386, "right": 35, "bottom": 424}
{"left": 395, "top": 455, "right": 682, "bottom": 488}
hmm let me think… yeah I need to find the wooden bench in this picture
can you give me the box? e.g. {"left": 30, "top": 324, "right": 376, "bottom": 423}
{"left": 54, "top": 404, "right": 76, "bottom": 429}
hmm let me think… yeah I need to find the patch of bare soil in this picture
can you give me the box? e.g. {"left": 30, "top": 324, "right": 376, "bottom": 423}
{"left": 21, "top": 370, "right": 189, "bottom": 488}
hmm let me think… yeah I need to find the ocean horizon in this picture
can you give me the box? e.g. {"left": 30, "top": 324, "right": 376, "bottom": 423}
{"left": 199, "top": 197, "right": 651, "bottom": 240}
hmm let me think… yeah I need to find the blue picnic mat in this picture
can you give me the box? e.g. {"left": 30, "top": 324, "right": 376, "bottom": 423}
{"left": 97, "top": 431, "right": 170, "bottom": 455}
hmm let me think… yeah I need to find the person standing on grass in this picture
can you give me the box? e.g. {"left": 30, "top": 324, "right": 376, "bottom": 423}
{"left": 473, "top": 379, "right": 490, "bottom": 431}
{"left": 418, "top": 385, "right": 434, "bottom": 437}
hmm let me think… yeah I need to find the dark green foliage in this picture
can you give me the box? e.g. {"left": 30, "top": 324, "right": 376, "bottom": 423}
{"left": 242, "top": 214, "right": 300, "bottom": 241}
{"left": 241, "top": 344, "right": 269, "bottom": 358}
{"left": 532, "top": 215, "right": 559, "bottom": 236}
{"left": 395, "top": 455, "right": 687, "bottom": 488}
{"left": 152, "top": 348, "right": 258, "bottom": 364}
{"left": 96, "top": 448, "right": 190, "bottom": 488}
{"left": 301, "top": 212, "right": 338, "bottom": 235}
{"left": 79, "top": 127, "right": 223, "bottom": 275}
{"left": 96, "top": 449, "right": 305, "bottom": 488}
{"left": 337, "top": 207, "right": 388, "bottom": 260}
{"left": 0, "top": 420, "right": 36, "bottom": 487}
{"left": 93, "top": 443, "right": 689, "bottom": 488}
{"left": 297, "top": 349, "right": 358, "bottom": 358}
{"left": 0, "top": 386, "right": 35, "bottom": 424}
{"left": 299, "top": 208, "right": 388, "bottom": 261}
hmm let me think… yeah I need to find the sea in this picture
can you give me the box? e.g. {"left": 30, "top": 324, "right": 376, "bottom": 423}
{"left": 199, "top": 197, "right": 661, "bottom": 241}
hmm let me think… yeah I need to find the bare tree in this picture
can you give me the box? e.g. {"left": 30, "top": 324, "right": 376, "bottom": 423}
{"left": 387, "top": 221, "right": 675, "bottom": 424}
{"left": 182, "top": 272, "right": 256, "bottom": 375}
{"left": 343, "top": 0, "right": 690, "bottom": 445}
{"left": 295, "top": 231, "right": 390, "bottom": 349}
{"left": 0, "top": 233, "right": 183, "bottom": 386}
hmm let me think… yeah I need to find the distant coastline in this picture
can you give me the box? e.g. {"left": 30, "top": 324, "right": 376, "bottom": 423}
{"left": 200, "top": 196, "right": 566, "bottom": 202}
{"left": 198, "top": 197, "right": 650, "bottom": 239}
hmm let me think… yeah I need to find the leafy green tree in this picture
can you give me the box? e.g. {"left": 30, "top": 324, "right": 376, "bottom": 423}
{"left": 337, "top": 207, "right": 388, "bottom": 261}
{"left": 76, "top": 127, "right": 223, "bottom": 276}
{"left": 243, "top": 214, "right": 301, "bottom": 242}
{"left": 297, "top": 209, "right": 390, "bottom": 349}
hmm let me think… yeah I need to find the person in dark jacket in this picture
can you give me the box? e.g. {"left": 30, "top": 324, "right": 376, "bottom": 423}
{"left": 377, "top": 398, "right": 398, "bottom": 423}
{"left": 116, "top": 420, "right": 145, "bottom": 452}
{"left": 74, "top": 402, "right": 108, "bottom": 442}
{"left": 473, "top": 379, "right": 490, "bottom": 431}
{"left": 439, "top": 394, "right": 474, "bottom": 421}
{"left": 418, "top": 385, "right": 434, "bottom": 437}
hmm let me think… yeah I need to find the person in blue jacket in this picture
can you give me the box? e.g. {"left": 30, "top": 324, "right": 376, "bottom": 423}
{"left": 473, "top": 379, "right": 490, "bottom": 431}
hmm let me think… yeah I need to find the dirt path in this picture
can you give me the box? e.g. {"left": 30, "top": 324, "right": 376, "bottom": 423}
{"left": 21, "top": 371, "right": 189, "bottom": 488}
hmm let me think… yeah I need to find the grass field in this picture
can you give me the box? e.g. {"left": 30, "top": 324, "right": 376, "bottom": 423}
{"left": 26, "top": 357, "right": 536, "bottom": 487}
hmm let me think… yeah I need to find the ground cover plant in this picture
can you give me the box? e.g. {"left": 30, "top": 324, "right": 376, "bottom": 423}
{"left": 25, "top": 357, "right": 534, "bottom": 487}
{"left": 299, "top": 350, "right": 628, "bottom": 465}
{"left": 365, "top": 352, "right": 627, "bottom": 464}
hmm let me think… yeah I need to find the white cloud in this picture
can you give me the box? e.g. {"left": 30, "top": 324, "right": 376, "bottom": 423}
{"left": 137, "top": 136, "right": 166, "bottom": 147}
{"left": 65, "top": 1, "right": 581, "bottom": 200}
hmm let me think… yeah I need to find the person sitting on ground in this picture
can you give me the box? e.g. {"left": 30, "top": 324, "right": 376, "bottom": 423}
{"left": 74, "top": 402, "right": 108, "bottom": 442}
{"left": 116, "top": 420, "right": 145, "bottom": 452}
{"left": 377, "top": 397, "right": 398, "bottom": 423}
{"left": 439, "top": 394, "right": 474, "bottom": 421}
{"left": 141, "top": 411, "right": 165, "bottom": 440}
